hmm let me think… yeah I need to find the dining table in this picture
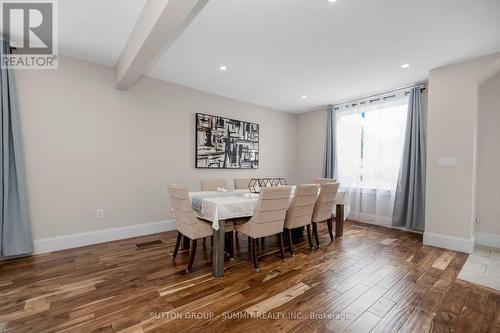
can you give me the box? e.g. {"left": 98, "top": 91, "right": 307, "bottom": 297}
{"left": 188, "top": 187, "right": 349, "bottom": 277}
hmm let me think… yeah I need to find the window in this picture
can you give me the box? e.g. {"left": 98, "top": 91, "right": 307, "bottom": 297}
{"left": 335, "top": 93, "right": 408, "bottom": 224}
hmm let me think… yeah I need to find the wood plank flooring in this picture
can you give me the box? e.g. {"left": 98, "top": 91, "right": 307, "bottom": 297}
{"left": 1, "top": 221, "right": 499, "bottom": 332}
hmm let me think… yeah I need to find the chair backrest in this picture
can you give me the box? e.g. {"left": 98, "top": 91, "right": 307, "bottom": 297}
{"left": 314, "top": 178, "right": 337, "bottom": 184}
{"left": 312, "top": 182, "right": 339, "bottom": 223}
{"left": 167, "top": 184, "right": 198, "bottom": 225}
{"left": 200, "top": 179, "right": 227, "bottom": 191}
{"left": 168, "top": 184, "right": 213, "bottom": 240}
{"left": 285, "top": 184, "right": 320, "bottom": 229}
{"left": 234, "top": 178, "right": 252, "bottom": 190}
{"left": 250, "top": 187, "right": 292, "bottom": 229}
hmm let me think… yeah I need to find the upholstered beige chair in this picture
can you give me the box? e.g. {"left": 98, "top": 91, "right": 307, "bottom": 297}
{"left": 200, "top": 179, "right": 227, "bottom": 191}
{"left": 168, "top": 184, "right": 234, "bottom": 273}
{"left": 235, "top": 186, "right": 292, "bottom": 272}
{"left": 311, "top": 182, "right": 339, "bottom": 247}
{"left": 233, "top": 178, "right": 252, "bottom": 239}
{"left": 314, "top": 178, "right": 337, "bottom": 184}
{"left": 234, "top": 178, "right": 252, "bottom": 190}
{"left": 284, "top": 184, "right": 320, "bottom": 255}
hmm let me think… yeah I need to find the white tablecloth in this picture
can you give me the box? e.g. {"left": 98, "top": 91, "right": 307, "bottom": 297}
{"left": 188, "top": 188, "right": 349, "bottom": 230}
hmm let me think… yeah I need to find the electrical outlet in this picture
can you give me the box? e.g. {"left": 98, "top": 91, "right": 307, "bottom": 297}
{"left": 96, "top": 209, "right": 105, "bottom": 219}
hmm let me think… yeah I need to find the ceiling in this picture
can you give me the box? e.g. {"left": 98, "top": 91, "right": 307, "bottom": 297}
{"left": 58, "top": 0, "right": 500, "bottom": 112}
{"left": 59, "top": 0, "right": 146, "bottom": 67}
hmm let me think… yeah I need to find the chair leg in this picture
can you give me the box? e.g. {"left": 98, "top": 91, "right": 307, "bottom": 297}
{"left": 327, "top": 217, "right": 334, "bottom": 242}
{"left": 312, "top": 222, "right": 320, "bottom": 248}
{"left": 278, "top": 232, "right": 286, "bottom": 261}
{"left": 306, "top": 225, "right": 314, "bottom": 250}
{"left": 247, "top": 236, "right": 251, "bottom": 258}
{"left": 288, "top": 229, "right": 294, "bottom": 256}
{"left": 235, "top": 231, "right": 240, "bottom": 251}
{"left": 251, "top": 238, "right": 259, "bottom": 272}
{"left": 229, "top": 231, "right": 235, "bottom": 260}
{"left": 172, "top": 232, "right": 182, "bottom": 262}
{"left": 186, "top": 239, "right": 197, "bottom": 274}
{"left": 224, "top": 232, "right": 228, "bottom": 257}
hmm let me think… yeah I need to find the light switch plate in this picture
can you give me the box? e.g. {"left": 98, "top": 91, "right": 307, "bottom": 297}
{"left": 438, "top": 157, "right": 459, "bottom": 168}
{"left": 96, "top": 209, "right": 105, "bottom": 219}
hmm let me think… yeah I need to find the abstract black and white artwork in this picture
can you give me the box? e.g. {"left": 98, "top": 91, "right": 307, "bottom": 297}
{"left": 195, "top": 113, "right": 259, "bottom": 169}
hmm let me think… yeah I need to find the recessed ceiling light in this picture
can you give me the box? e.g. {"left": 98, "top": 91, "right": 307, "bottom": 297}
{"left": 328, "top": 0, "right": 337, "bottom": 2}
{"left": 219, "top": 65, "right": 227, "bottom": 71}
{"left": 301, "top": 95, "right": 307, "bottom": 99}
{"left": 401, "top": 63, "right": 410, "bottom": 69}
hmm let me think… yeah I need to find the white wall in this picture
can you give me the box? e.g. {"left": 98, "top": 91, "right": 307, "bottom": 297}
{"left": 425, "top": 62, "right": 481, "bottom": 242}
{"left": 424, "top": 53, "right": 500, "bottom": 253}
{"left": 476, "top": 72, "right": 500, "bottom": 246}
{"left": 296, "top": 109, "right": 327, "bottom": 184}
{"left": 15, "top": 56, "right": 298, "bottom": 242}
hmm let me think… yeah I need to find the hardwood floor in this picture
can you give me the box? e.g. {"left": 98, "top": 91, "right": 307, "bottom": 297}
{"left": 1, "top": 221, "right": 499, "bottom": 333}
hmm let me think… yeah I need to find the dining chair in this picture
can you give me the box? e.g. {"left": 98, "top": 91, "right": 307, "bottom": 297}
{"left": 234, "top": 186, "right": 292, "bottom": 272}
{"left": 284, "top": 184, "right": 320, "bottom": 255}
{"left": 314, "top": 178, "right": 337, "bottom": 184}
{"left": 311, "top": 182, "right": 340, "bottom": 248}
{"left": 233, "top": 178, "right": 252, "bottom": 240}
{"left": 200, "top": 179, "right": 228, "bottom": 191}
{"left": 234, "top": 178, "right": 252, "bottom": 190}
{"left": 168, "top": 184, "right": 235, "bottom": 273}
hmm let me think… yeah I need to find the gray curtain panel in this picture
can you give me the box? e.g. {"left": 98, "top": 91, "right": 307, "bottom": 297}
{"left": 0, "top": 41, "right": 33, "bottom": 257}
{"left": 392, "top": 87, "right": 426, "bottom": 231}
{"left": 324, "top": 105, "right": 336, "bottom": 178}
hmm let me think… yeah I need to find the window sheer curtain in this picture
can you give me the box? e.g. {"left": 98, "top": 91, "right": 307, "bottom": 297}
{"left": 335, "top": 93, "right": 409, "bottom": 225}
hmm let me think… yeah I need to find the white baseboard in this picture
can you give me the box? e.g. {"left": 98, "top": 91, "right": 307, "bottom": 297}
{"left": 476, "top": 232, "right": 500, "bottom": 249}
{"left": 33, "top": 219, "right": 175, "bottom": 255}
{"left": 350, "top": 219, "right": 422, "bottom": 234}
{"left": 423, "top": 231, "right": 475, "bottom": 254}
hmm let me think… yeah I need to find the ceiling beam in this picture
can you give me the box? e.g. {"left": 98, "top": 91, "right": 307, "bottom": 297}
{"left": 115, "top": 0, "right": 209, "bottom": 90}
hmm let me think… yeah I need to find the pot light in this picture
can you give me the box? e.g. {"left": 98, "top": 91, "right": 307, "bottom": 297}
{"left": 328, "top": 0, "right": 337, "bottom": 2}
{"left": 401, "top": 63, "right": 410, "bottom": 69}
{"left": 219, "top": 65, "right": 227, "bottom": 71}
{"left": 301, "top": 95, "right": 307, "bottom": 99}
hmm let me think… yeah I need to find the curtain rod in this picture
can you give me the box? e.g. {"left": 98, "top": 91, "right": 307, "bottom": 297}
{"left": 331, "top": 82, "right": 427, "bottom": 109}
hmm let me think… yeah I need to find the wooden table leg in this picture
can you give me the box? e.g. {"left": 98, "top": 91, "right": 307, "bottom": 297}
{"left": 212, "top": 220, "right": 225, "bottom": 277}
{"left": 335, "top": 204, "right": 344, "bottom": 238}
